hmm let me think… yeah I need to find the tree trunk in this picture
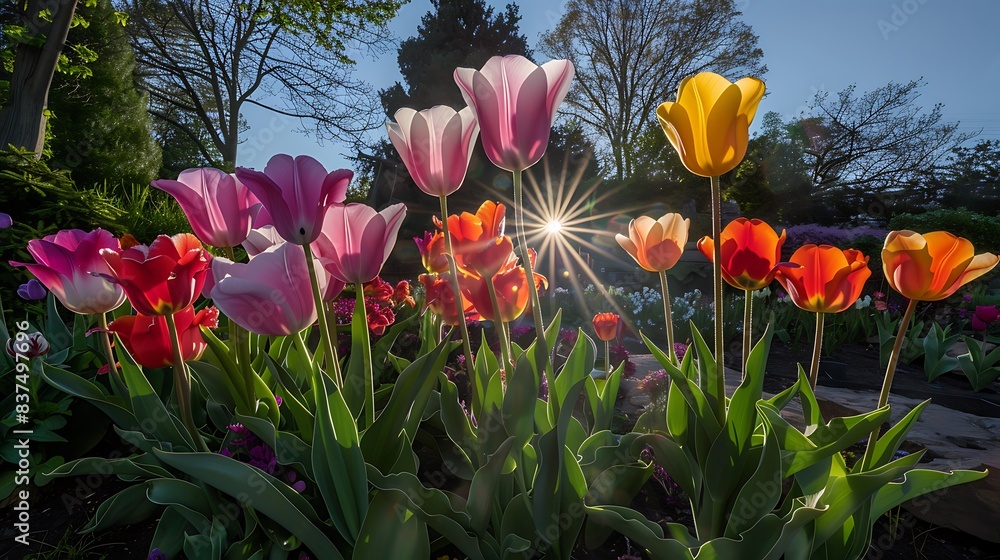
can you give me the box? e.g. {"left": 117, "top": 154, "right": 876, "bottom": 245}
{"left": 0, "top": 0, "right": 80, "bottom": 157}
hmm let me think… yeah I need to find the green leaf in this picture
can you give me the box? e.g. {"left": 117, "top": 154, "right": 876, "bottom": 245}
{"left": 36, "top": 455, "right": 169, "bottom": 486}
{"left": 725, "top": 422, "right": 783, "bottom": 538}
{"left": 871, "top": 467, "right": 988, "bottom": 519}
{"left": 312, "top": 373, "right": 368, "bottom": 545}
{"left": 81, "top": 483, "right": 160, "bottom": 533}
{"left": 150, "top": 506, "right": 193, "bottom": 560}
{"left": 864, "top": 399, "right": 928, "bottom": 471}
{"left": 152, "top": 449, "right": 341, "bottom": 559}
{"left": 502, "top": 346, "right": 539, "bottom": 449}
{"left": 354, "top": 490, "right": 429, "bottom": 560}
{"left": 583, "top": 504, "right": 693, "bottom": 558}
{"left": 116, "top": 336, "right": 193, "bottom": 449}
{"left": 145, "top": 478, "right": 213, "bottom": 518}
{"left": 39, "top": 362, "right": 138, "bottom": 431}
{"left": 642, "top": 332, "right": 721, "bottom": 439}
{"left": 631, "top": 433, "right": 699, "bottom": 500}
{"left": 467, "top": 436, "right": 516, "bottom": 536}
{"left": 438, "top": 374, "right": 478, "bottom": 472}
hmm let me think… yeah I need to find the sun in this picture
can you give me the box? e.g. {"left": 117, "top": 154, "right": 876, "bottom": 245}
{"left": 544, "top": 220, "right": 563, "bottom": 234}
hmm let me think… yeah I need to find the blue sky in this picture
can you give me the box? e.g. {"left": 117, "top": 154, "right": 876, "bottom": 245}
{"left": 240, "top": 0, "right": 1000, "bottom": 172}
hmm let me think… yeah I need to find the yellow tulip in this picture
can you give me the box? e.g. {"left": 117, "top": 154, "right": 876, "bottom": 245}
{"left": 656, "top": 72, "right": 765, "bottom": 177}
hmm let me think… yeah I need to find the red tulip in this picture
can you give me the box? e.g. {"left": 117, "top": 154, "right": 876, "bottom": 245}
{"left": 152, "top": 168, "right": 258, "bottom": 247}
{"left": 592, "top": 312, "right": 620, "bottom": 342}
{"left": 387, "top": 106, "right": 479, "bottom": 197}
{"left": 697, "top": 218, "right": 786, "bottom": 291}
{"left": 775, "top": 245, "right": 871, "bottom": 314}
{"left": 108, "top": 305, "right": 218, "bottom": 368}
{"left": 235, "top": 154, "right": 352, "bottom": 245}
{"left": 99, "top": 234, "right": 210, "bottom": 316}
{"left": 10, "top": 228, "right": 126, "bottom": 314}
{"left": 454, "top": 55, "right": 574, "bottom": 171}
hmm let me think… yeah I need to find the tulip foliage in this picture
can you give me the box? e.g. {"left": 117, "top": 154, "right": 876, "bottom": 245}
{"left": 7, "top": 59, "right": 997, "bottom": 560}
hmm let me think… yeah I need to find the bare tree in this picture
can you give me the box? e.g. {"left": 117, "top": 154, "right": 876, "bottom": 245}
{"left": 801, "top": 79, "right": 975, "bottom": 200}
{"left": 123, "top": 0, "right": 401, "bottom": 168}
{"left": 539, "top": 0, "right": 765, "bottom": 180}
{"left": 0, "top": 0, "right": 81, "bottom": 156}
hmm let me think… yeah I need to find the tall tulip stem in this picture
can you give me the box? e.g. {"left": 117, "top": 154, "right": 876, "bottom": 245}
{"left": 709, "top": 175, "right": 726, "bottom": 420}
{"left": 97, "top": 313, "right": 127, "bottom": 397}
{"left": 861, "top": 298, "right": 918, "bottom": 470}
{"left": 808, "top": 312, "right": 825, "bottom": 389}
{"left": 659, "top": 270, "right": 677, "bottom": 366}
{"left": 743, "top": 290, "right": 753, "bottom": 378}
{"left": 438, "top": 196, "right": 477, "bottom": 387}
{"left": 165, "top": 313, "right": 209, "bottom": 453}
{"left": 605, "top": 340, "right": 611, "bottom": 379}
{"left": 355, "top": 288, "right": 375, "bottom": 427}
{"left": 486, "top": 276, "right": 513, "bottom": 371}
{"left": 302, "top": 243, "right": 343, "bottom": 388}
{"left": 512, "top": 170, "right": 548, "bottom": 354}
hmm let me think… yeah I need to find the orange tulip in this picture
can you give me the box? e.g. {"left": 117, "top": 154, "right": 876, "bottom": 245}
{"left": 697, "top": 218, "right": 786, "bottom": 291}
{"left": 775, "top": 245, "right": 871, "bottom": 313}
{"left": 656, "top": 72, "right": 765, "bottom": 177}
{"left": 419, "top": 272, "right": 478, "bottom": 326}
{"left": 461, "top": 249, "right": 546, "bottom": 323}
{"left": 592, "top": 312, "right": 620, "bottom": 342}
{"left": 615, "top": 213, "right": 690, "bottom": 272}
{"left": 882, "top": 230, "right": 999, "bottom": 301}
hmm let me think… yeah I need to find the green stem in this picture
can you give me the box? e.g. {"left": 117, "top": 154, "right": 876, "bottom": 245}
{"left": 302, "top": 243, "right": 343, "bottom": 387}
{"left": 512, "top": 170, "right": 546, "bottom": 337}
{"left": 742, "top": 290, "right": 753, "bottom": 378}
{"left": 604, "top": 340, "right": 610, "bottom": 379}
{"left": 439, "top": 195, "right": 477, "bottom": 402}
{"left": 235, "top": 326, "right": 255, "bottom": 412}
{"left": 809, "top": 312, "right": 825, "bottom": 389}
{"left": 97, "top": 313, "right": 127, "bottom": 397}
{"left": 356, "top": 288, "right": 375, "bottom": 427}
{"left": 485, "top": 276, "right": 513, "bottom": 371}
{"left": 165, "top": 313, "right": 209, "bottom": 452}
{"left": 860, "top": 298, "right": 917, "bottom": 470}
{"left": 659, "top": 270, "right": 677, "bottom": 366}
{"left": 710, "top": 175, "right": 726, "bottom": 421}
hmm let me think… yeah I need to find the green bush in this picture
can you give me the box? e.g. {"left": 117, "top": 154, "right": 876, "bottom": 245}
{"left": 889, "top": 208, "right": 1000, "bottom": 254}
{"left": 93, "top": 182, "right": 192, "bottom": 243}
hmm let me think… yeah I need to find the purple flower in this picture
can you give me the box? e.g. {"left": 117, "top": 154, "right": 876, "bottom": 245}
{"left": 0, "top": 213, "right": 11, "bottom": 229}
{"left": 673, "top": 343, "right": 688, "bottom": 362}
{"left": 17, "top": 279, "right": 47, "bottom": 300}
{"left": 148, "top": 549, "right": 169, "bottom": 560}
{"left": 275, "top": 395, "right": 283, "bottom": 407}
{"left": 286, "top": 470, "right": 307, "bottom": 493}
{"left": 963, "top": 294, "right": 974, "bottom": 303}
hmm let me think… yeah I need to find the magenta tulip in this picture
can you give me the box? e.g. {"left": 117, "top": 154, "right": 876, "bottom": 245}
{"left": 209, "top": 242, "right": 323, "bottom": 335}
{"left": 454, "top": 55, "right": 574, "bottom": 171}
{"left": 152, "top": 167, "right": 258, "bottom": 247}
{"left": 315, "top": 203, "right": 406, "bottom": 285}
{"left": 235, "top": 154, "right": 352, "bottom": 245}
{"left": 10, "top": 229, "right": 126, "bottom": 314}
{"left": 387, "top": 106, "right": 479, "bottom": 197}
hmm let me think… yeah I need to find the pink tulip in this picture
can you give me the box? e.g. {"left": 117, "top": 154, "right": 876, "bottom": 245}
{"left": 454, "top": 55, "right": 574, "bottom": 171}
{"left": 152, "top": 168, "right": 258, "bottom": 247}
{"left": 242, "top": 226, "right": 284, "bottom": 257}
{"left": 315, "top": 203, "right": 406, "bottom": 285}
{"left": 209, "top": 242, "right": 323, "bottom": 335}
{"left": 10, "top": 229, "right": 126, "bottom": 314}
{"left": 235, "top": 154, "right": 352, "bottom": 245}
{"left": 386, "top": 106, "right": 479, "bottom": 197}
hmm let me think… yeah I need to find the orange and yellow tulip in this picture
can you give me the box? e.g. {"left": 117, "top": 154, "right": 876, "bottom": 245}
{"left": 616, "top": 213, "right": 690, "bottom": 272}
{"left": 775, "top": 245, "right": 871, "bottom": 314}
{"left": 461, "top": 249, "right": 546, "bottom": 323}
{"left": 697, "top": 218, "right": 786, "bottom": 291}
{"left": 592, "top": 312, "right": 620, "bottom": 342}
{"left": 882, "top": 230, "right": 999, "bottom": 301}
{"left": 656, "top": 72, "right": 765, "bottom": 177}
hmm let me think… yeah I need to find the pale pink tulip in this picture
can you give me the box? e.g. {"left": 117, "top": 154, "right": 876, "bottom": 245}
{"left": 316, "top": 203, "right": 406, "bottom": 285}
{"left": 242, "top": 226, "right": 284, "bottom": 257}
{"left": 10, "top": 229, "right": 126, "bottom": 314}
{"left": 209, "top": 243, "right": 321, "bottom": 335}
{"left": 454, "top": 55, "right": 574, "bottom": 171}
{"left": 386, "top": 106, "right": 479, "bottom": 197}
{"left": 152, "top": 168, "right": 258, "bottom": 247}
{"left": 235, "top": 154, "right": 352, "bottom": 245}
